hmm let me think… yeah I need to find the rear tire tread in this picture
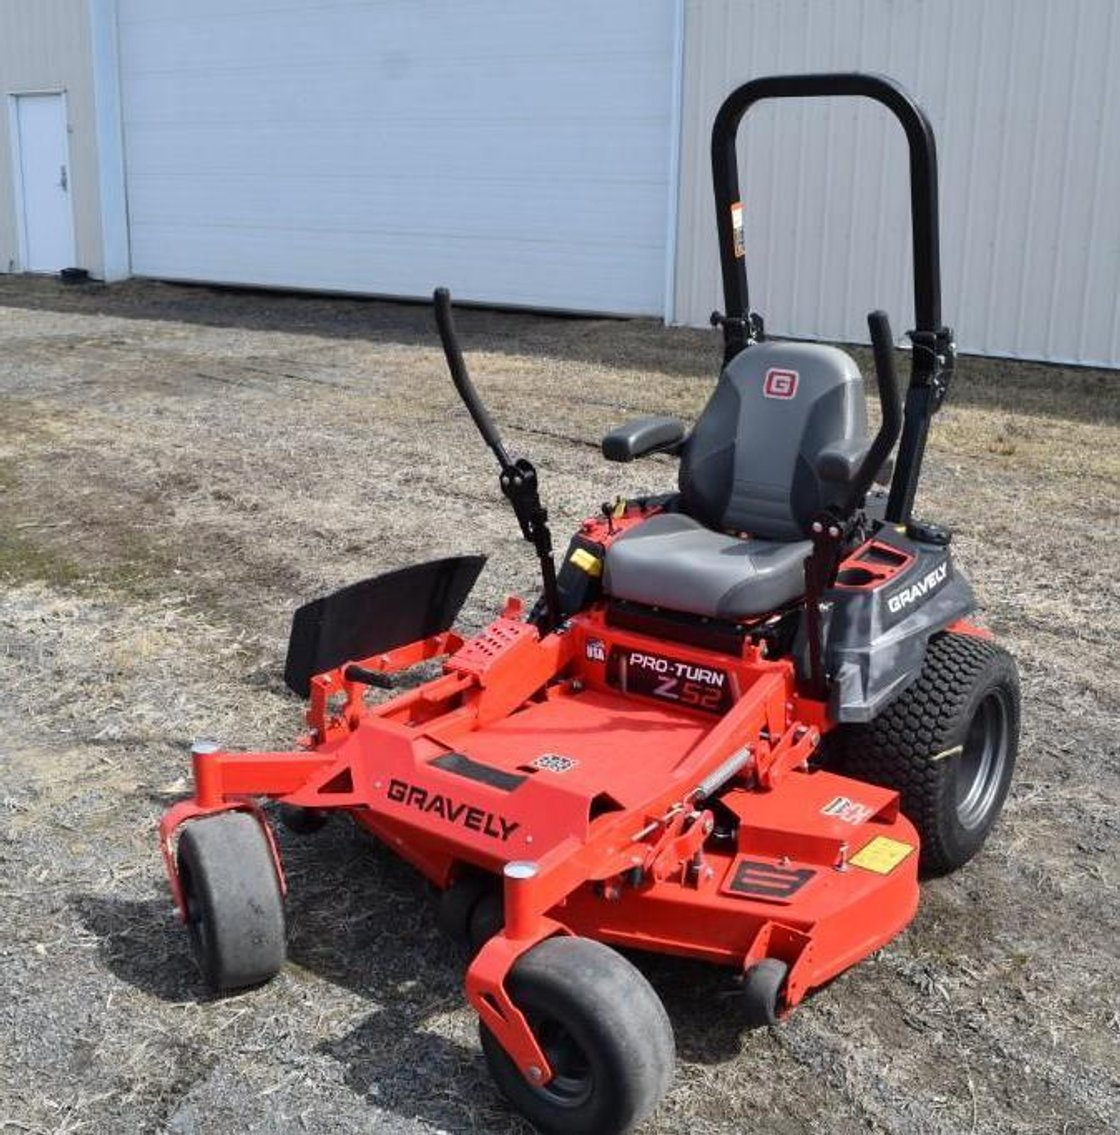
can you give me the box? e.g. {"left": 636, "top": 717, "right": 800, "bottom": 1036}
{"left": 838, "top": 632, "right": 1019, "bottom": 877}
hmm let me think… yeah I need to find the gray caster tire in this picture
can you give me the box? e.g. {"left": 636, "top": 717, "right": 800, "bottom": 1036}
{"left": 480, "top": 936, "right": 675, "bottom": 1135}
{"left": 177, "top": 811, "right": 286, "bottom": 993}
{"left": 739, "top": 958, "right": 788, "bottom": 1028}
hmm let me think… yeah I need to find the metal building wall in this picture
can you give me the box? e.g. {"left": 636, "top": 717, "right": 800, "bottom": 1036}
{"left": 0, "top": 0, "right": 126, "bottom": 279}
{"left": 1, "top": 0, "right": 94, "bottom": 274}
{"left": 674, "top": 0, "right": 1120, "bottom": 366}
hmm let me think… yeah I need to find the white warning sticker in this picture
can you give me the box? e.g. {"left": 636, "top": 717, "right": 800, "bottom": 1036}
{"left": 731, "top": 201, "right": 744, "bottom": 258}
{"left": 820, "top": 795, "right": 874, "bottom": 825}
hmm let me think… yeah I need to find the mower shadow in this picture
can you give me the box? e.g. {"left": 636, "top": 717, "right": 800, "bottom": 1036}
{"left": 70, "top": 881, "right": 523, "bottom": 1133}
{"left": 313, "top": 1001, "right": 527, "bottom": 1134}
{"left": 632, "top": 953, "right": 761, "bottom": 1065}
{"left": 71, "top": 891, "right": 207, "bottom": 1004}
{"left": 280, "top": 819, "right": 750, "bottom": 1054}
{"left": 280, "top": 820, "right": 531, "bottom": 1132}
{"left": 74, "top": 816, "right": 767, "bottom": 1131}
{"left": 285, "top": 820, "right": 754, "bottom": 1130}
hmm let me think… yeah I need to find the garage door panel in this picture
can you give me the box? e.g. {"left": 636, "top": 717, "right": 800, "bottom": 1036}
{"left": 121, "top": 54, "right": 670, "bottom": 127}
{"left": 126, "top": 172, "right": 668, "bottom": 247}
{"left": 121, "top": 3, "right": 671, "bottom": 74}
{"left": 121, "top": 120, "right": 670, "bottom": 181}
{"left": 119, "top": 0, "right": 675, "bottom": 314}
{"left": 128, "top": 223, "right": 666, "bottom": 314}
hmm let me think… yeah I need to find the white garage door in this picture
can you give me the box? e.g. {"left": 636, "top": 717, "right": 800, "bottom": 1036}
{"left": 117, "top": 0, "right": 679, "bottom": 316}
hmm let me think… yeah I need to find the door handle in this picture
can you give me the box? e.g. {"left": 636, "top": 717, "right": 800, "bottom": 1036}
{"left": 59, "top": 165, "right": 68, "bottom": 192}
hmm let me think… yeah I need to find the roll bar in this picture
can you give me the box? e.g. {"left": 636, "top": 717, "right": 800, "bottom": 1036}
{"left": 710, "top": 72, "right": 956, "bottom": 524}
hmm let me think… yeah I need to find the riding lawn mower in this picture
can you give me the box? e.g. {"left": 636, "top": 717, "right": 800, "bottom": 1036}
{"left": 158, "top": 73, "right": 1020, "bottom": 1134}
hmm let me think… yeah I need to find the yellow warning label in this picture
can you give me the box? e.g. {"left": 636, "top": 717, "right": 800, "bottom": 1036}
{"left": 850, "top": 836, "right": 914, "bottom": 875}
{"left": 569, "top": 547, "right": 602, "bottom": 577}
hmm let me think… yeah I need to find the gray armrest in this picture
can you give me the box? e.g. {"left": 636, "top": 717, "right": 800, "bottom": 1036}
{"left": 816, "top": 438, "right": 872, "bottom": 483}
{"left": 817, "top": 439, "right": 894, "bottom": 486}
{"left": 602, "top": 416, "right": 686, "bottom": 462}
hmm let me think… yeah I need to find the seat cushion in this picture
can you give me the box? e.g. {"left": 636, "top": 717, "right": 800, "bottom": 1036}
{"left": 603, "top": 513, "right": 811, "bottom": 620}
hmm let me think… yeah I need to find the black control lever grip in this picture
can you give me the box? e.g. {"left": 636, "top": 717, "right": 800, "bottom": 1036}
{"left": 868, "top": 310, "right": 903, "bottom": 436}
{"left": 433, "top": 287, "right": 513, "bottom": 471}
{"left": 842, "top": 310, "right": 903, "bottom": 515}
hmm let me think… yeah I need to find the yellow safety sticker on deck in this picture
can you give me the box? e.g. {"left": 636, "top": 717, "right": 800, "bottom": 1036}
{"left": 850, "top": 835, "right": 915, "bottom": 875}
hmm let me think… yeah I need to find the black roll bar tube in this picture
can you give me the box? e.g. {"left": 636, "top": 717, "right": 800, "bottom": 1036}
{"left": 710, "top": 72, "right": 956, "bottom": 525}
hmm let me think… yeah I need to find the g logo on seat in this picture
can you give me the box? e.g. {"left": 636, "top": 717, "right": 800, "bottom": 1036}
{"left": 763, "top": 368, "right": 799, "bottom": 399}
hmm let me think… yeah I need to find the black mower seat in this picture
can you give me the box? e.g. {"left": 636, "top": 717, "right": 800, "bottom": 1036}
{"left": 603, "top": 339, "right": 870, "bottom": 621}
{"left": 603, "top": 512, "right": 810, "bottom": 619}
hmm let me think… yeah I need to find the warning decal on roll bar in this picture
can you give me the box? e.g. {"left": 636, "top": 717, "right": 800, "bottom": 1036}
{"left": 731, "top": 201, "right": 745, "bottom": 258}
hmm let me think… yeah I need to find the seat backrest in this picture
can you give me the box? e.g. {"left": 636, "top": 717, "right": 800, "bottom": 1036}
{"left": 679, "top": 341, "right": 868, "bottom": 541}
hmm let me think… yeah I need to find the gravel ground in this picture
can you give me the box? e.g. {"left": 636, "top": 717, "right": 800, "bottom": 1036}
{"left": 0, "top": 276, "right": 1117, "bottom": 1134}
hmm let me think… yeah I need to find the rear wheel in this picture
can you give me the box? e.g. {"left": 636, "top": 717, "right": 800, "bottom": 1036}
{"left": 177, "top": 811, "right": 286, "bottom": 992}
{"left": 479, "top": 936, "right": 675, "bottom": 1135}
{"left": 838, "top": 632, "right": 1020, "bottom": 876}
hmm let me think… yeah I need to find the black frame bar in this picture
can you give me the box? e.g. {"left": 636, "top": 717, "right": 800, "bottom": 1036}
{"left": 710, "top": 72, "right": 955, "bottom": 524}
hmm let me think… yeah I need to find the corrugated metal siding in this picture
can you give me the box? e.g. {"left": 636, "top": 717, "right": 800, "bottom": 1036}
{"left": 0, "top": 0, "right": 105, "bottom": 276}
{"left": 116, "top": 0, "right": 677, "bottom": 315}
{"left": 674, "top": 0, "right": 1120, "bottom": 366}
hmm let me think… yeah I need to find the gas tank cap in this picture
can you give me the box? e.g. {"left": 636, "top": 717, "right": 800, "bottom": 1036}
{"left": 906, "top": 518, "right": 952, "bottom": 546}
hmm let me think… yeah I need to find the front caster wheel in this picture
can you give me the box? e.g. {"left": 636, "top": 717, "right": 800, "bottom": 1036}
{"left": 739, "top": 958, "right": 788, "bottom": 1028}
{"left": 479, "top": 936, "right": 675, "bottom": 1135}
{"left": 177, "top": 811, "right": 286, "bottom": 993}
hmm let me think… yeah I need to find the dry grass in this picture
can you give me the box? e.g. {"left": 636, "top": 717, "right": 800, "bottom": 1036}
{"left": 0, "top": 276, "right": 1117, "bottom": 1134}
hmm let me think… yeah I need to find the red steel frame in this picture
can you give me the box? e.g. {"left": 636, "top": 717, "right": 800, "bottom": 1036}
{"left": 160, "top": 560, "right": 929, "bottom": 1086}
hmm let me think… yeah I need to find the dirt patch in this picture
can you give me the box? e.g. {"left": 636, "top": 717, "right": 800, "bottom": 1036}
{"left": 0, "top": 276, "right": 1117, "bottom": 1133}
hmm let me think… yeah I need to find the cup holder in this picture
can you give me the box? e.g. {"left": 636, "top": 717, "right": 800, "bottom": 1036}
{"left": 836, "top": 567, "right": 878, "bottom": 587}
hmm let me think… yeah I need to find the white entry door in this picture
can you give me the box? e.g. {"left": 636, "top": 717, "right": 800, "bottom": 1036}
{"left": 11, "top": 93, "right": 77, "bottom": 272}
